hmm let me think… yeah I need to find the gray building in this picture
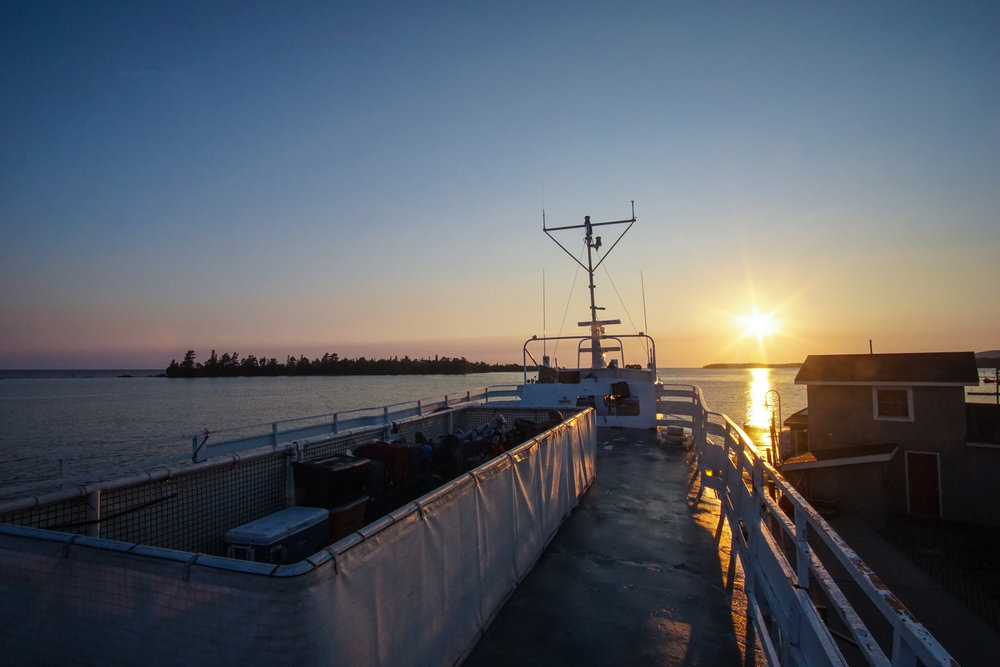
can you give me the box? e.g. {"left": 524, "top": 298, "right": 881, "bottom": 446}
{"left": 781, "top": 352, "right": 1000, "bottom": 528}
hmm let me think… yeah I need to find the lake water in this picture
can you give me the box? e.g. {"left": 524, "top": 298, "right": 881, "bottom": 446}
{"left": 4, "top": 365, "right": 996, "bottom": 493}
{"left": 0, "top": 367, "right": 810, "bottom": 491}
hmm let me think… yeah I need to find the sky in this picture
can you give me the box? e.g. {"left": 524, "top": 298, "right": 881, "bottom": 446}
{"left": 1, "top": 1, "right": 998, "bottom": 369}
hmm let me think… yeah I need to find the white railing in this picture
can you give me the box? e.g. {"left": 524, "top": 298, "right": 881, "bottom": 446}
{"left": 0, "top": 385, "right": 523, "bottom": 500}
{"left": 190, "top": 384, "right": 520, "bottom": 461}
{"left": 658, "top": 383, "right": 954, "bottom": 666}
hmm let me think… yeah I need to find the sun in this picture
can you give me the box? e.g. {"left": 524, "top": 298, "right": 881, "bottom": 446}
{"left": 740, "top": 310, "right": 779, "bottom": 341}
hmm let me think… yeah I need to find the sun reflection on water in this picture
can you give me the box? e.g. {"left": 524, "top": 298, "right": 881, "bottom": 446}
{"left": 743, "top": 367, "right": 781, "bottom": 457}
{"left": 745, "top": 368, "right": 773, "bottom": 429}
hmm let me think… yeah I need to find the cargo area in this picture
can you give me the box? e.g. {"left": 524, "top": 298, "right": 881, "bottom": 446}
{"left": 219, "top": 406, "right": 571, "bottom": 565}
{"left": 0, "top": 405, "right": 573, "bottom": 560}
{"left": 0, "top": 405, "right": 597, "bottom": 665}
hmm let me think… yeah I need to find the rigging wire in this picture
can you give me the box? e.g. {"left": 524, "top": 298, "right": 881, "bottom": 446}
{"left": 600, "top": 257, "right": 641, "bottom": 334}
{"left": 551, "top": 243, "right": 587, "bottom": 360}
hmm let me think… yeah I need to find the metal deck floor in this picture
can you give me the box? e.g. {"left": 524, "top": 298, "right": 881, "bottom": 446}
{"left": 464, "top": 427, "right": 759, "bottom": 666}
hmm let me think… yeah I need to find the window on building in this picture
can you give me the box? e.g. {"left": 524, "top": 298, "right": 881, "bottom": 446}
{"left": 873, "top": 387, "right": 913, "bottom": 420}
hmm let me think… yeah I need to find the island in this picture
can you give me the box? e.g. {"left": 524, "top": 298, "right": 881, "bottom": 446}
{"left": 701, "top": 362, "right": 802, "bottom": 369}
{"left": 165, "top": 350, "right": 526, "bottom": 378}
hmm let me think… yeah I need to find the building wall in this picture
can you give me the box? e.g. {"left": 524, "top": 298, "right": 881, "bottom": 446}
{"left": 887, "top": 452, "right": 911, "bottom": 518}
{"left": 951, "top": 445, "right": 1000, "bottom": 526}
{"left": 804, "top": 384, "right": 996, "bottom": 526}
{"left": 804, "top": 463, "right": 891, "bottom": 528}
{"left": 806, "top": 385, "right": 967, "bottom": 453}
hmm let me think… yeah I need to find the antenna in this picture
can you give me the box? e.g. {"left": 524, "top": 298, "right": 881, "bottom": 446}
{"left": 641, "top": 270, "right": 650, "bottom": 358}
{"left": 543, "top": 202, "right": 637, "bottom": 368}
{"left": 641, "top": 270, "right": 648, "bottom": 333}
{"left": 542, "top": 269, "right": 547, "bottom": 359}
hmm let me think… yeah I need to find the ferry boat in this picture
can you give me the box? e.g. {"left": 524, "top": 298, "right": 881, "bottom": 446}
{"left": 0, "top": 209, "right": 954, "bottom": 666}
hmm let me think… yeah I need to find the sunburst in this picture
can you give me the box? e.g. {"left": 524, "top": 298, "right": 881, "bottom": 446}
{"left": 740, "top": 309, "right": 779, "bottom": 341}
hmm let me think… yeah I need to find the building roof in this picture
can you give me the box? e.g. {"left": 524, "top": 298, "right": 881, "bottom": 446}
{"left": 783, "top": 407, "right": 808, "bottom": 427}
{"left": 780, "top": 443, "right": 898, "bottom": 471}
{"left": 794, "top": 352, "right": 979, "bottom": 386}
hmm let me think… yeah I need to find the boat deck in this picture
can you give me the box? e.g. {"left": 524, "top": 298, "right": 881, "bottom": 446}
{"left": 465, "top": 426, "right": 762, "bottom": 666}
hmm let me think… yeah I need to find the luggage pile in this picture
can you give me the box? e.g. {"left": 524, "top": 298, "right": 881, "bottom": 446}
{"left": 293, "top": 411, "right": 566, "bottom": 539}
{"left": 414, "top": 414, "right": 510, "bottom": 481}
{"left": 512, "top": 410, "right": 564, "bottom": 440}
{"left": 292, "top": 455, "right": 382, "bottom": 541}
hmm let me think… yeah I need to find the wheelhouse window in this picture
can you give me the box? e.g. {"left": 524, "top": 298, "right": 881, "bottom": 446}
{"left": 873, "top": 387, "right": 913, "bottom": 421}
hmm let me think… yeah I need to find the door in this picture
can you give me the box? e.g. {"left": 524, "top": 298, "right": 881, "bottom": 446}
{"left": 905, "top": 451, "right": 941, "bottom": 518}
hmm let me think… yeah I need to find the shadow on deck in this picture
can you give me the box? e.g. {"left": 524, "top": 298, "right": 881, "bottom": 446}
{"left": 465, "top": 427, "right": 761, "bottom": 666}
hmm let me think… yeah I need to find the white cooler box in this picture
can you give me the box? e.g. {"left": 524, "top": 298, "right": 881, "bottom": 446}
{"left": 225, "top": 506, "right": 330, "bottom": 564}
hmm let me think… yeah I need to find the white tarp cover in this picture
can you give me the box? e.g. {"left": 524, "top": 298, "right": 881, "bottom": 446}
{"left": 0, "top": 410, "right": 595, "bottom": 665}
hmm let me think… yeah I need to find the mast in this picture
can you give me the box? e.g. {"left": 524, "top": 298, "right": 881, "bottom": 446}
{"left": 582, "top": 215, "right": 604, "bottom": 368}
{"left": 543, "top": 202, "right": 637, "bottom": 369}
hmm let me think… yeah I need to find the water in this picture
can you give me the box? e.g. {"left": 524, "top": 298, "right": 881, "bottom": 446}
{"left": 661, "top": 366, "right": 806, "bottom": 444}
{"left": 0, "top": 367, "right": 827, "bottom": 490}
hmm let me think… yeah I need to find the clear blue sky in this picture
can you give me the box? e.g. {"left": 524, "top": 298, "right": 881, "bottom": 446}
{"left": 2, "top": 1, "right": 998, "bottom": 368}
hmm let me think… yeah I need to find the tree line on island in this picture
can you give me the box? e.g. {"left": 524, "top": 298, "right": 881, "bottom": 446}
{"left": 165, "top": 350, "right": 525, "bottom": 378}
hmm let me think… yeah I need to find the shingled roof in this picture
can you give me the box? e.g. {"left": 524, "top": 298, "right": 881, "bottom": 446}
{"left": 794, "top": 352, "right": 979, "bottom": 386}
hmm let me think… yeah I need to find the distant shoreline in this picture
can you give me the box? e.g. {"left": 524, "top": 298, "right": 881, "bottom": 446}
{"left": 0, "top": 369, "right": 166, "bottom": 380}
{"left": 702, "top": 362, "right": 802, "bottom": 369}
{"left": 164, "top": 351, "right": 525, "bottom": 378}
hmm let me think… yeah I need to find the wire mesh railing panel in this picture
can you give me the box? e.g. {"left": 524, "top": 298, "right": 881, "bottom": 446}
{"left": 388, "top": 411, "right": 456, "bottom": 446}
{"left": 0, "top": 497, "right": 90, "bottom": 535}
{"left": 463, "top": 406, "right": 580, "bottom": 426}
{"left": 100, "top": 453, "right": 286, "bottom": 554}
{"left": 302, "top": 429, "right": 384, "bottom": 461}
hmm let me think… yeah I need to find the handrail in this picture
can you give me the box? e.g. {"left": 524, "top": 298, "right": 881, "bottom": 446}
{"left": 576, "top": 335, "right": 625, "bottom": 368}
{"left": 521, "top": 333, "right": 657, "bottom": 381}
{"left": 0, "top": 385, "right": 522, "bottom": 499}
{"left": 666, "top": 383, "right": 955, "bottom": 666}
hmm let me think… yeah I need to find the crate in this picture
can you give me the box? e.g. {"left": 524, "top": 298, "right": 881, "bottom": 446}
{"left": 293, "top": 456, "right": 371, "bottom": 508}
{"left": 329, "top": 495, "right": 370, "bottom": 542}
